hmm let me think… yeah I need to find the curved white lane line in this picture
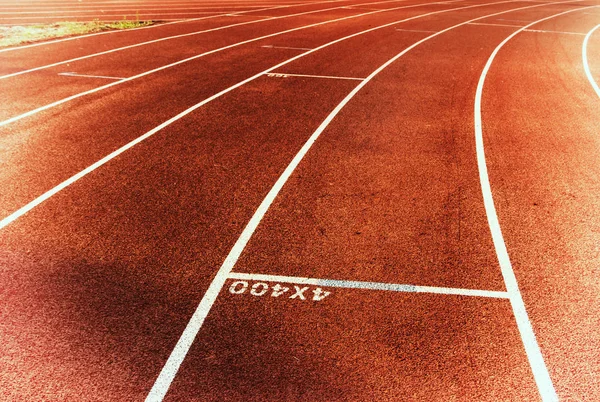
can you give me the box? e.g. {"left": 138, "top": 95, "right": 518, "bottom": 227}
{"left": 145, "top": 1, "right": 583, "bottom": 400}
{"left": 0, "top": 0, "right": 435, "bottom": 80}
{"left": 475, "top": 5, "right": 596, "bottom": 401}
{"left": 0, "top": 0, "right": 348, "bottom": 53}
{"left": 583, "top": 24, "right": 600, "bottom": 98}
{"left": 0, "top": 0, "right": 464, "bottom": 127}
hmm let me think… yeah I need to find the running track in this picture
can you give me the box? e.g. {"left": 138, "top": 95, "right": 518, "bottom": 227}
{"left": 1, "top": 0, "right": 599, "bottom": 400}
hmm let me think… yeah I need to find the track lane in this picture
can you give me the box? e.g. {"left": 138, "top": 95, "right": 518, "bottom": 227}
{"left": 478, "top": 8, "right": 600, "bottom": 400}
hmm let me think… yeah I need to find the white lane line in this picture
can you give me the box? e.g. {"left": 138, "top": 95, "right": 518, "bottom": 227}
{"left": 262, "top": 44, "right": 313, "bottom": 50}
{"left": 468, "top": 21, "right": 524, "bottom": 27}
{"left": 474, "top": 5, "right": 596, "bottom": 401}
{"left": 0, "top": 0, "right": 424, "bottom": 79}
{"left": 496, "top": 17, "right": 533, "bottom": 22}
{"left": 229, "top": 272, "right": 510, "bottom": 298}
{"left": 145, "top": 1, "right": 584, "bottom": 400}
{"left": 0, "top": 0, "right": 465, "bottom": 127}
{"left": 525, "top": 28, "right": 585, "bottom": 34}
{"left": 0, "top": 0, "right": 352, "bottom": 53}
{"left": 58, "top": 72, "right": 125, "bottom": 80}
{"left": 395, "top": 28, "right": 437, "bottom": 32}
{"left": 266, "top": 72, "right": 364, "bottom": 80}
{"left": 583, "top": 24, "right": 600, "bottom": 98}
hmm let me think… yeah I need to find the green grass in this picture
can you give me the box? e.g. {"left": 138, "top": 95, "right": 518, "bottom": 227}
{"left": 0, "top": 19, "right": 155, "bottom": 48}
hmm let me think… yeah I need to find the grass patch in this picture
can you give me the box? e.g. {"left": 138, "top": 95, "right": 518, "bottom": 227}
{"left": 0, "top": 19, "right": 155, "bottom": 48}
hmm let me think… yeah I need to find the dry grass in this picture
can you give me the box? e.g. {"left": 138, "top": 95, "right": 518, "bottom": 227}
{"left": 0, "top": 19, "right": 155, "bottom": 48}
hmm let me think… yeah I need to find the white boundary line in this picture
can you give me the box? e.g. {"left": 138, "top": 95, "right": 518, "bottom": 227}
{"left": 474, "top": 5, "right": 596, "bottom": 401}
{"left": 0, "top": 0, "right": 427, "bottom": 80}
{"left": 583, "top": 24, "right": 600, "bottom": 98}
{"left": 229, "top": 272, "right": 510, "bottom": 298}
{"left": 266, "top": 72, "right": 364, "bottom": 80}
{"left": 0, "top": 0, "right": 465, "bottom": 126}
{"left": 0, "top": 0, "right": 351, "bottom": 53}
{"left": 145, "top": 1, "right": 583, "bottom": 400}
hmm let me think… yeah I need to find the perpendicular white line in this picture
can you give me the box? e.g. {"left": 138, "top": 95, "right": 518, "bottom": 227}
{"left": 58, "top": 72, "right": 125, "bottom": 80}
{"left": 0, "top": 0, "right": 465, "bottom": 126}
{"left": 468, "top": 21, "right": 524, "bottom": 27}
{"left": 395, "top": 28, "right": 437, "bottom": 32}
{"left": 525, "top": 28, "right": 585, "bottom": 34}
{"left": 474, "top": 4, "right": 596, "bottom": 401}
{"left": 583, "top": 24, "right": 600, "bottom": 98}
{"left": 266, "top": 72, "right": 364, "bottom": 80}
{"left": 0, "top": 0, "right": 352, "bottom": 53}
{"left": 145, "top": 1, "right": 584, "bottom": 400}
{"left": 228, "top": 272, "right": 510, "bottom": 298}
{"left": 262, "top": 44, "right": 313, "bottom": 50}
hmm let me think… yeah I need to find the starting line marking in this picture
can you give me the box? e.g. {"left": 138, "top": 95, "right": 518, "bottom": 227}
{"left": 468, "top": 22, "right": 524, "bottom": 27}
{"left": 395, "top": 28, "right": 437, "bottom": 33}
{"left": 58, "top": 72, "right": 125, "bottom": 80}
{"left": 262, "top": 44, "right": 313, "bottom": 51}
{"left": 266, "top": 72, "right": 365, "bottom": 81}
{"left": 228, "top": 272, "right": 510, "bottom": 299}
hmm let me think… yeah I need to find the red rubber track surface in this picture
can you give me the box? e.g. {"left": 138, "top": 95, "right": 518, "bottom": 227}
{"left": 1, "top": 0, "right": 599, "bottom": 400}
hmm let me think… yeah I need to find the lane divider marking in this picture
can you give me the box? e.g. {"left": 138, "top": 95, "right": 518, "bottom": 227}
{"left": 583, "top": 24, "right": 600, "bottom": 98}
{"left": 266, "top": 72, "right": 365, "bottom": 80}
{"left": 229, "top": 272, "right": 510, "bottom": 298}
{"left": 58, "top": 72, "right": 126, "bottom": 80}
{"left": 474, "top": 5, "right": 597, "bottom": 401}
{"left": 145, "top": 1, "right": 585, "bottom": 400}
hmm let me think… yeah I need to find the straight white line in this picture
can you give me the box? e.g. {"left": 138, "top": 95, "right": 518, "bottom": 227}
{"left": 0, "top": 0, "right": 444, "bottom": 80}
{"left": 58, "top": 72, "right": 125, "bottom": 80}
{"left": 0, "top": 0, "right": 352, "bottom": 53}
{"left": 474, "top": 5, "right": 596, "bottom": 401}
{"left": 0, "top": 0, "right": 465, "bottom": 126}
{"left": 525, "top": 28, "right": 585, "bottom": 34}
{"left": 469, "top": 21, "right": 524, "bottom": 27}
{"left": 266, "top": 72, "right": 364, "bottom": 80}
{"left": 145, "top": 1, "right": 584, "bottom": 400}
{"left": 229, "top": 272, "right": 510, "bottom": 298}
{"left": 582, "top": 24, "right": 600, "bottom": 98}
{"left": 262, "top": 44, "right": 313, "bottom": 50}
{"left": 395, "top": 28, "right": 437, "bottom": 32}
{"left": 496, "top": 17, "right": 533, "bottom": 22}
